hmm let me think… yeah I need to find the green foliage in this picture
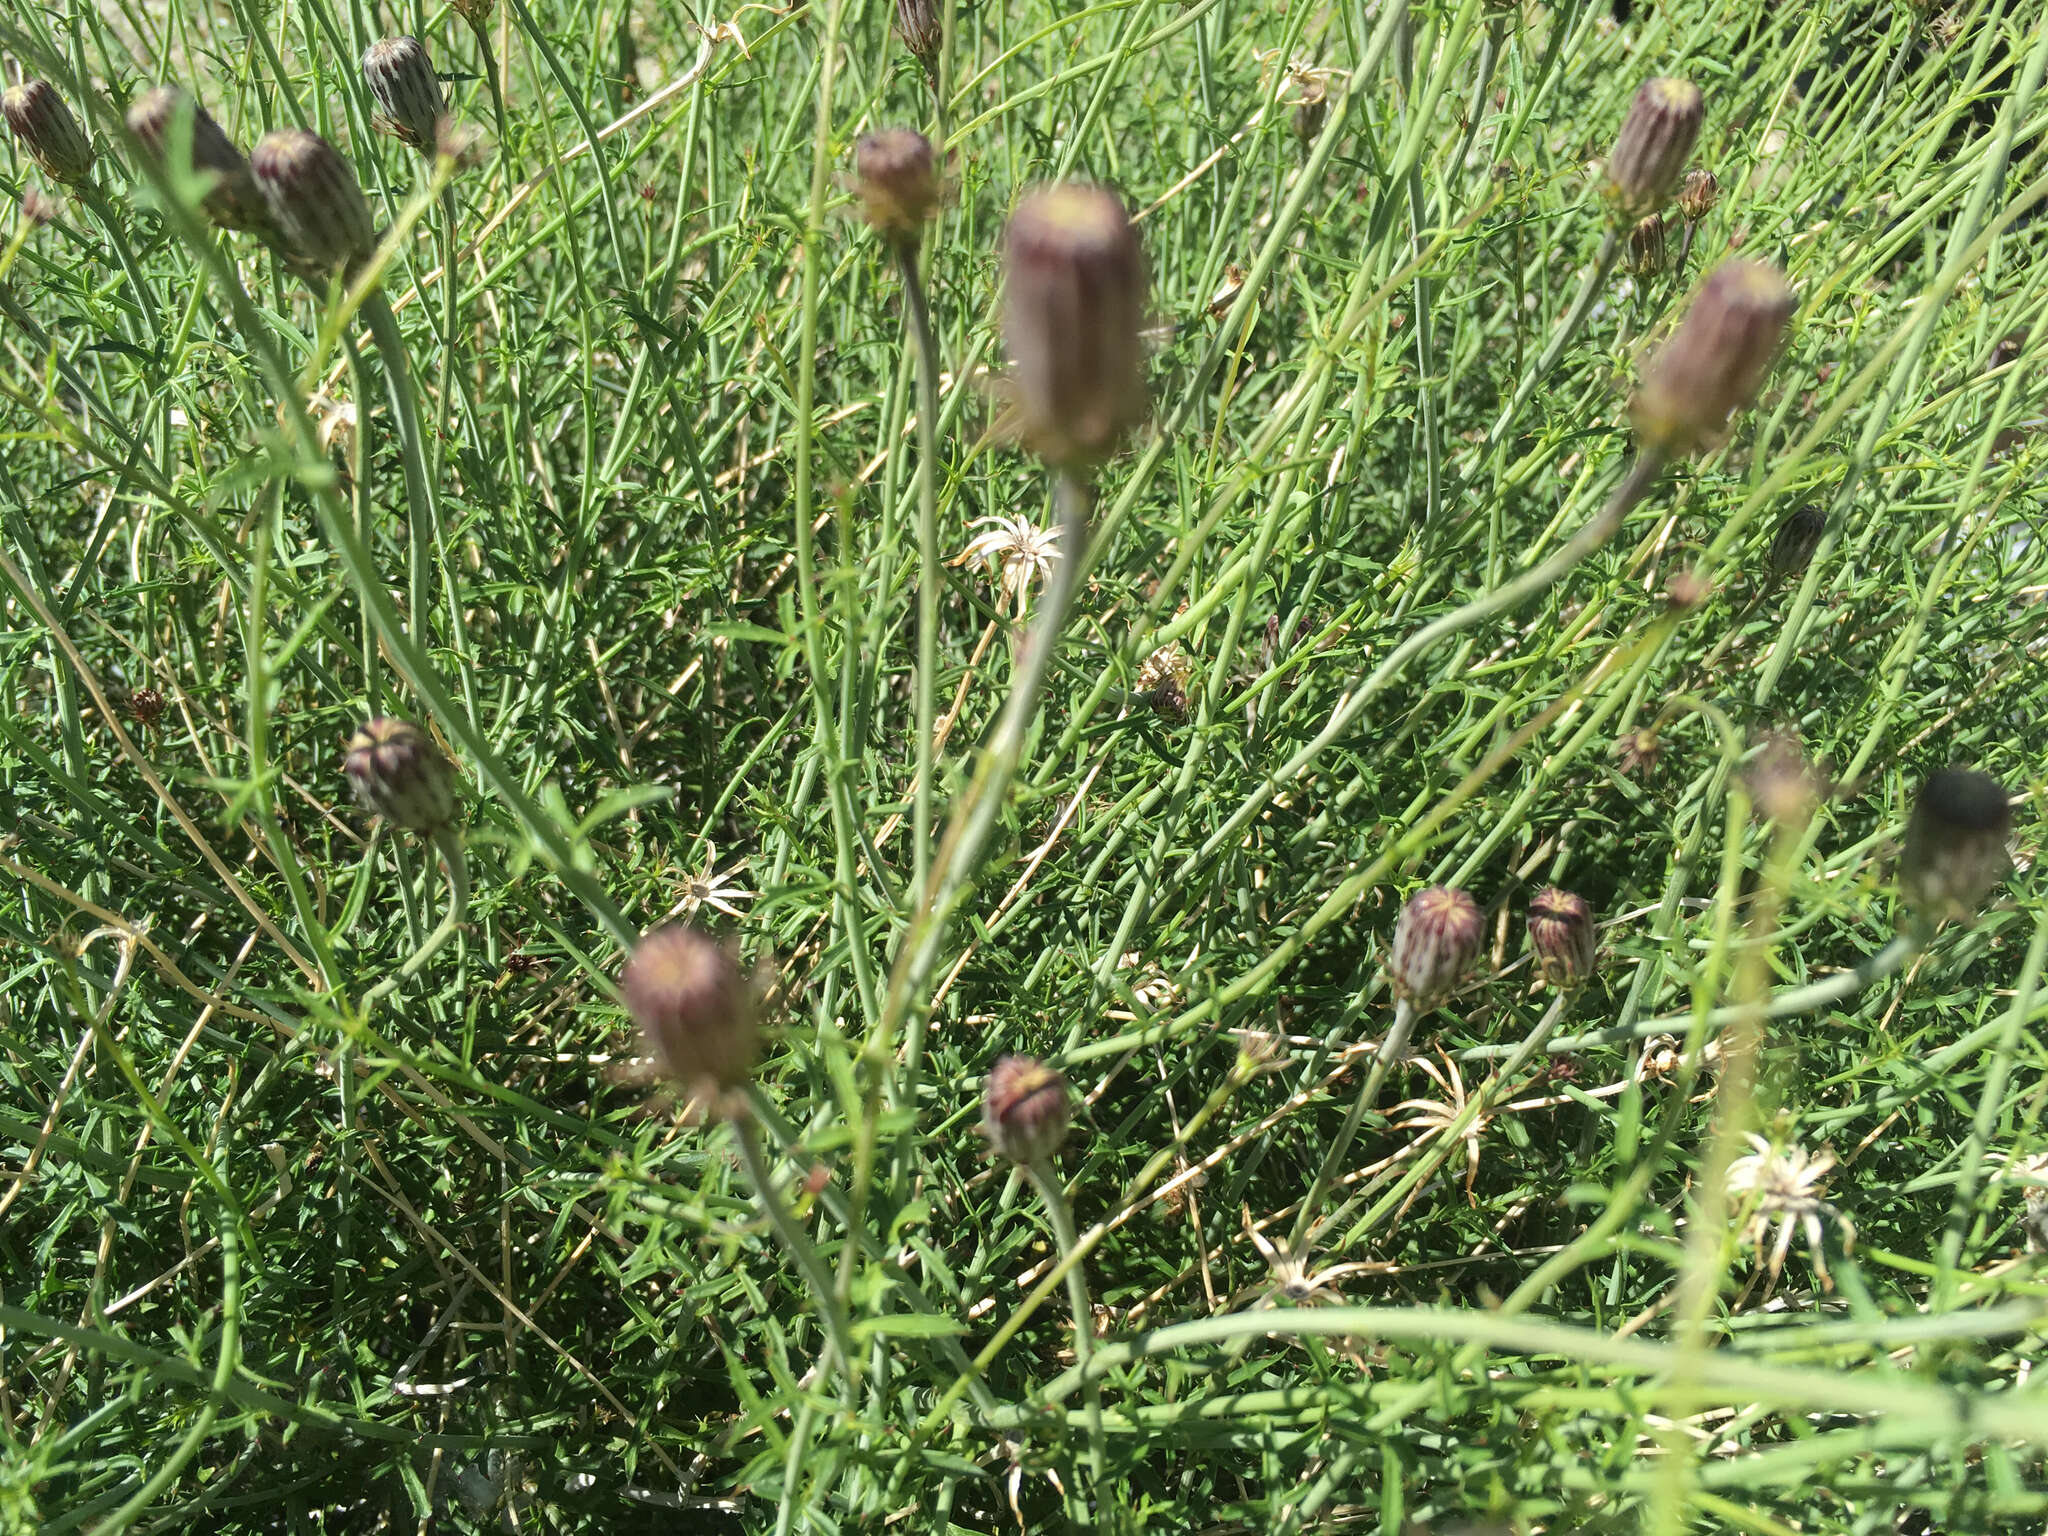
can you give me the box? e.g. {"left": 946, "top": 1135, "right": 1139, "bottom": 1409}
{"left": 0, "top": 0, "right": 2044, "bottom": 1530}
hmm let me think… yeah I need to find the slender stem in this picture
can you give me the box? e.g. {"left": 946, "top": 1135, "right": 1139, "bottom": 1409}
{"left": 364, "top": 826, "right": 470, "bottom": 1004}
{"left": 1289, "top": 997, "right": 1417, "bottom": 1251}
{"left": 1452, "top": 930, "right": 1923, "bottom": 1063}
{"left": 1474, "top": 227, "right": 1622, "bottom": 472}
{"left": 734, "top": 1109, "right": 856, "bottom": 1381}
{"left": 1028, "top": 1160, "right": 1104, "bottom": 1510}
{"left": 80, "top": 185, "right": 162, "bottom": 338}
{"left": 360, "top": 291, "right": 436, "bottom": 642}
{"left": 468, "top": 15, "right": 513, "bottom": 168}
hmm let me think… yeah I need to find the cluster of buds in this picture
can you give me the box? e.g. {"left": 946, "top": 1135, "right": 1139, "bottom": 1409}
{"left": 343, "top": 717, "right": 458, "bottom": 832}
{"left": 3, "top": 79, "right": 95, "bottom": 188}
{"left": 1630, "top": 258, "right": 1797, "bottom": 457}
{"left": 853, "top": 128, "right": 939, "bottom": 252}
{"left": 621, "top": 925, "right": 760, "bottom": 1101}
{"left": 1900, "top": 767, "right": 2012, "bottom": 925}
{"left": 125, "top": 86, "right": 274, "bottom": 236}
{"left": 1604, "top": 77, "right": 1704, "bottom": 220}
{"left": 251, "top": 127, "right": 377, "bottom": 275}
{"left": 362, "top": 36, "right": 447, "bottom": 155}
{"left": 982, "top": 1054, "right": 1072, "bottom": 1165}
{"left": 1002, "top": 183, "right": 1149, "bottom": 470}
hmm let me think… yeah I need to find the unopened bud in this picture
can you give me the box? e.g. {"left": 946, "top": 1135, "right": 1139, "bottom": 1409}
{"left": 126, "top": 86, "right": 272, "bottom": 234}
{"left": 1526, "top": 887, "right": 1597, "bottom": 987}
{"left": 982, "top": 1054, "right": 1071, "bottom": 1164}
{"left": 1388, "top": 886, "right": 1485, "bottom": 1010}
{"left": 854, "top": 128, "right": 938, "bottom": 246}
{"left": 1627, "top": 212, "right": 1667, "bottom": 278}
{"left": 1630, "top": 258, "right": 1796, "bottom": 456}
{"left": 451, "top": 0, "right": 496, "bottom": 23}
{"left": 343, "top": 717, "right": 458, "bottom": 831}
{"left": 252, "top": 129, "right": 376, "bottom": 273}
{"left": 3, "top": 79, "right": 95, "bottom": 187}
{"left": 362, "top": 36, "right": 445, "bottom": 154}
{"left": 621, "top": 925, "right": 758, "bottom": 1094}
{"left": 1605, "top": 77, "right": 1703, "bottom": 220}
{"left": 1767, "top": 504, "right": 1825, "bottom": 582}
{"left": 1901, "top": 768, "right": 2013, "bottom": 924}
{"left": 894, "top": 0, "right": 941, "bottom": 71}
{"left": 1677, "top": 166, "right": 1719, "bottom": 222}
{"left": 1003, "top": 183, "right": 1149, "bottom": 470}
{"left": 1294, "top": 85, "right": 1328, "bottom": 146}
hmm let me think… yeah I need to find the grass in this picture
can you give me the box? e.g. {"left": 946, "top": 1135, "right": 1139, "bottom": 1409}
{"left": 0, "top": 0, "right": 2045, "bottom": 1529}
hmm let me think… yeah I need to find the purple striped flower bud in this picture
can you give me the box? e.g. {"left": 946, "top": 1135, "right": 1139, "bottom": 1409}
{"left": 1627, "top": 212, "right": 1668, "bottom": 278}
{"left": 362, "top": 36, "right": 446, "bottom": 154}
{"left": 126, "top": 86, "right": 271, "bottom": 234}
{"left": 252, "top": 129, "right": 376, "bottom": 273}
{"left": 1901, "top": 769, "right": 2012, "bottom": 924}
{"left": 894, "top": 0, "right": 941, "bottom": 73}
{"left": 344, "top": 717, "right": 458, "bottom": 831}
{"left": 1527, "top": 888, "right": 1597, "bottom": 987}
{"left": 1003, "top": 183, "right": 1149, "bottom": 470}
{"left": 983, "top": 1054, "right": 1071, "bottom": 1164}
{"left": 3, "top": 79, "right": 94, "bottom": 187}
{"left": 1677, "top": 167, "right": 1719, "bottom": 223}
{"left": 1605, "top": 77, "right": 1703, "bottom": 220}
{"left": 1630, "top": 258, "right": 1796, "bottom": 456}
{"left": 622, "top": 925, "right": 758, "bottom": 1095}
{"left": 1388, "top": 886, "right": 1485, "bottom": 1009}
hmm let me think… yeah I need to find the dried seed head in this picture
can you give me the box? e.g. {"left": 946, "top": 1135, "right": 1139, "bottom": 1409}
{"left": 343, "top": 717, "right": 458, "bottom": 831}
{"left": 621, "top": 925, "right": 758, "bottom": 1095}
{"left": 126, "top": 86, "right": 272, "bottom": 234}
{"left": 982, "top": 1054, "right": 1071, "bottom": 1164}
{"left": 894, "top": 0, "right": 941, "bottom": 71}
{"left": 1630, "top": 258, "right": 1796, "bottom": 457}
{"left": 1677, "top": 166, "right": 1720, "bottom": 222}
{"left": 3, "top": 79, "right": 95, "bottom": 187}
{"left": 251, "top": 128, "right": 376, "bottom": 272}
{"left": 1605, "top": 77, "right": 1703, "bottom": 220}
{"left": 126, "top": 685, "right": 167, "bottom": 728}
{"left": 1901, "top": 768, "right": 2013, "bottom": 924}
{"left": 1627, "top": 212, "right": 1668, "bottom": 278}
{"left": 1003, "top": 183, "right": 1149, "bottom": 470}
{"left": 362, "top": 36, "right": 445, "bottom": 154}
{"left": 1767, "top": 504, "right": 1826, "bottom": 582}
{"left": 854, "top": 128, "right": 938, "bottom": 246}
{"left": 1388, "top": 886, "right": 1485, "bottom": 1010}
{"left": 1526, "top": 887, "right": 1597, "bottom": 987}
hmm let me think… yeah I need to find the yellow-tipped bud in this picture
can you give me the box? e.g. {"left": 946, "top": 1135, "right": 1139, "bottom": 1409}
{"left": 1388, "top": 886, "right": 1485, "bottom": 1010}
{"left": 983, "top": 1054, "right": 1072, "bottom": 1164}
{"left": 1630, "top": 258, "right": 1796, "bottom": 457}
{"left": 1605, "top": 77, "right": 1703, "bottom": 220}
{"left": 3, "top": 79, "right": 94, "bottom": 187}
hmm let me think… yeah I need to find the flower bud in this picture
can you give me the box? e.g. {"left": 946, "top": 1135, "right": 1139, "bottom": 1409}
{"left": 982, "top": 1054, "right": 1071, "bottom": 1164}
{"left": 1900, "top": 768, "right": 2012, "bottom": 924}
{"left": 621, "top": 925, "right": 758, "bottom": 1094}
{"left": 3, "top": 79, "right": 95, "bottom": 187}
{"left": 1294, "top": 85, "right": 1328, "bottom": 147}
{"left": 343, "top": 716, "right": 458, "bottom": 831}
{"left": 451, "top": 0, "right": 496, "bottom": 23}
{"left": 1527, "top": 887, "right": 1597, "bottom": 987}
{"left": 1003, "top": 183, "right": 1149, "bottom": 470}
{"left": 1627, "top": 212, "right": 1667, "bottom": 278}
{"left": 362, "top": 36, "right": 445, "bottom": 154}
{"left": 126, "top": 86, "right": 272, "bottom": 234}
{"left": 1629, "top": 258, "right": 1796, "bottom": 457}
{"left": 251, "top": 128, "right": 376, "bottom": 273}
{"left": 1387, "top": 886, "right": 1485, "bottom": 1010}
{"left": 894, "top": 0, "right": 941, "bottom": 72}
{"left": 1677, "top": 166, "right": 1719, "bottom": 223}
{"left": 1604, "top": 77, "right": 1703, "bottom": 220}
{"left": 854, "top": 128, "right": 938, "bottom": 246}
{"left": 1767, "top": 504, "right": 1825, "bottom": 582}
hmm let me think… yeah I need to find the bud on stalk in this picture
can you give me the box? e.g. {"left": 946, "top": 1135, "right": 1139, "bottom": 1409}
{"left": 344, "top": 717, "right": 458, "bottom": 831}
{"left": 1900, "top": 768, "right": 2012, "bottom": 925}
{"left": 1527, "top": 887, "right": 1597, "bottom": 987}
{"left": 1605, "top": 77, "right": 1704, "bottom": 220}
{"left": 1766, "top": 504, "right": 1825, "bottom": 583}
{"left": 252, "top": 128, "right": 377, "bottom": 273}
{"left": 854, "top": 128, "right": 938, "bottom": 248}
{"left": 1003, "top": 183, "right": 1149, "bottom": 470}
{"left": 1630, "top": 258, "right": 1796, "bottom": 457}
{"left": 894, "top": 0, "right": 941, "bottom": 76}
{"left": 1387, "top": 886, "right": 1485, "bottom": 1010}
{"left": 126, "top": 86, "right": 271, "bottom": 234}
{"left": 1627, "top": 213, "right": 1668, "bottom": 278}
{"left": 983, "top": 1054, "right": 1071, "bottom": 1164}
{"left": 362, "top": 36, "right": 446, "bottom": 154}
{"left": 621, "top": 925, "right": 759, "bottom": 1095}
{"left": 1677, "top": 167, "right": 1720, "bottom": 223}
{"left": 3, "top": 79, "right": 95, "bottom": 187}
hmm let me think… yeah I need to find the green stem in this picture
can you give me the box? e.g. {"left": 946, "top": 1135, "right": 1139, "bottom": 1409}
{"left": 361, "top": 291, "right": 436, "bottom": 643}
{"left": 1289, "top": 997, "right": 1417, "bottom": 1252}
{"left": 364, "top": 825, "right": 470, "bottom": 1004}
{"left": 80, "top": 184, "right": 161, "bottom": 339}
{"left": 734, "top": 1107, "right": 856, "bottom": 1382}
{"left": 1029, "top": 1160, "right": 1104, "bottom": 1513}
